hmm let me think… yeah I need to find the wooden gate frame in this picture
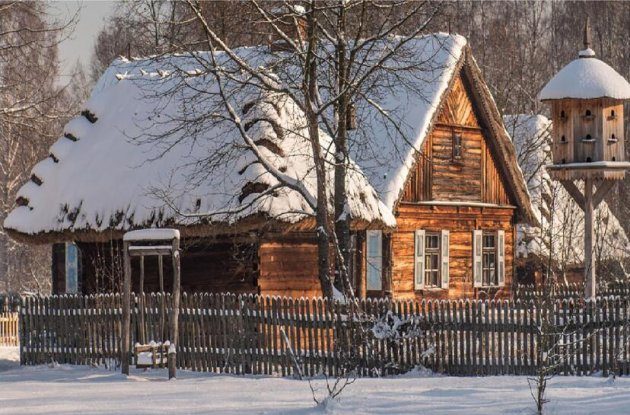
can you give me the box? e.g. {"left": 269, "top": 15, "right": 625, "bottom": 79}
{"left": 121, "top": 229, "right": 181, "bottom": 379}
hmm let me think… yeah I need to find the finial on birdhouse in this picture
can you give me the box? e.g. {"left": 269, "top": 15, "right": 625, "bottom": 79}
{"left": 583, "top": 17, "right": 592, "bottom": 50}
{"left": 578, "top": 17, "right": 595, "bottom": 58}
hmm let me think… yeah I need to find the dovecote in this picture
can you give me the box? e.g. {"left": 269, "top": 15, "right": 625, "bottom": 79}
{"left": 540, "top": 19, "right": 630, "bottom": 181}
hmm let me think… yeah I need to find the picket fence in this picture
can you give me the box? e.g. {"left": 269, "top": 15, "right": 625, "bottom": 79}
{"left": 0, "top": 311, "right": 19, "bottom": 346}
{"left": 18, "top": 292, "right": 630, "bottom": 377}
{"left": 514, "top": 283, "right": 630, "bottom": 301}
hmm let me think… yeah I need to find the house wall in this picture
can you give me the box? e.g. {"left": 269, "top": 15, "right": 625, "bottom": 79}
{"left": 388, "top": 69, "right": 518, "bottom": 300}
{"left": 257, "top": 233, "right": 322, "bottom": 298}
{"left": 391, "top": 204, "right": 515, "bottom": 300}
{"left": 52, "top": 238, "right": 259, "bottom": 295}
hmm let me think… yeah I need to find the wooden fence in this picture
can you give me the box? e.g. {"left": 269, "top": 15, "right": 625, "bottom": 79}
{"left": 1, "top": 311, "right": 19, "bottom": 346}
{"left": 514, "top": 283, "right": 630, "bottom": 301}
{"left": 18, "top": 292, "right": 630, "bottom": 377}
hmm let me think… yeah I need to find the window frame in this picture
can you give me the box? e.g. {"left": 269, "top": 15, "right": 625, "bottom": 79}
{"left": 452, "top": 132, "right": 463, "bottom": 161}
{"left": 482, "top": 233, "right": 498, "bottom": 287}
{"left": 424, "top": 232, "right": 442, "bottom": 288}
{"left": 366, "top": 230, "right": 383, "bottom": 291}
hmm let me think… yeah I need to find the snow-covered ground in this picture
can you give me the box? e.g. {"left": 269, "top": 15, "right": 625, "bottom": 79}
{"left": 1, "top": 346, "right": 628, "bottom": 414}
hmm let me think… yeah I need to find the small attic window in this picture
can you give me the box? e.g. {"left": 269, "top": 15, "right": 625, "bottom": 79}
{"left": 561, "top": 135, "right": 566, "bottom": 142}
{"left": 609, "top": 134, "right": 618, "bottom": 143}
{"left": 612, "top": 157, "right": 616, "bottom": 161}
{"left": 608, "top": 109, "right": 618, "bottom": 121}
{"left": 583, "top": 109, "right": 594, "bottom": 121}
{"left": 452, "top": 133, "right": 463, "bottom": 160}
{"left": 583, "top": 134, "right": 594, "bottom": 142}
{"left": 586, "top": 157, "right": 592, "bottom": 162}
{"left": 559, "top": 110, "right": 568, "bottom": 123}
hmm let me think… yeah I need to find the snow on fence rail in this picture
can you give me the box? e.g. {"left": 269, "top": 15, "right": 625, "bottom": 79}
{"left": 514, "top": 283, "right": 630, "bottom": 301}
{"left": 0, "top": 311, "right": 19, "bottom": 346}
{"left": 18, "top": 292, "right": 630, "bottom": 377}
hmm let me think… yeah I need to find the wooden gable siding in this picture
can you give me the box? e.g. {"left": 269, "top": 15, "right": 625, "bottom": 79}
{"left": 400, "top": 72, "right": 511, "bottom": 205}
{"left": 481, "top": 138, "right": 511, "bottom": 205}
{"left": 401, "top": 134, "right": 433, "bottom": 201}
{"left": 437, "top": 75, "right": 480, "bottom": 127}
{"left": 391, "top": 204, "right": 515, "bottom": 300}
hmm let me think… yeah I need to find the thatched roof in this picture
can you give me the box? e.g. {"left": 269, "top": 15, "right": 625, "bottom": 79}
{"left": 5, "top": 33, "right": 535, "bottom": 243}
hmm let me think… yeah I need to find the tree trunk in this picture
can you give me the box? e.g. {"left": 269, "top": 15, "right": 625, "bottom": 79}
{"left": 305, "top": 5, "right": 333, "bottom": 299}
{"left": 333, "top": 3, "right": 351, "bottom": 295}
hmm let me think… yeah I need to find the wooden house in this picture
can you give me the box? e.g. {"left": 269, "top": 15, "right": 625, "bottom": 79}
{"left": 4, "top": 33, "right": 535, "bottom": 300}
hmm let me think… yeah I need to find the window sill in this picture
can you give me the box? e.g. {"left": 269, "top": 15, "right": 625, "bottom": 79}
{"left": 415, "top": 287, "right": 447, "bottom": 291}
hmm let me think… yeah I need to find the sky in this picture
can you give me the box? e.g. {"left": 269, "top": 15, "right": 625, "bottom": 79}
{"left": 48, "top": 1, "right": 117, "bottom": 82}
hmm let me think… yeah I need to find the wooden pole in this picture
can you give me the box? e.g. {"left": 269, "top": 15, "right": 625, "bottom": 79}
{"left": 584, "top": 178, "right": 596, "bottom": 300}
{"left": 168, "top": 238, "right": 181, "bottom": 379}
{"left": 158, "top": 255, "right": 165, "bottom": 342}
{"left": 139, "top": 255, "right": 145, "bottom": 345}
{"left": 122, "top": 241, "right": 131, "bottom": 375}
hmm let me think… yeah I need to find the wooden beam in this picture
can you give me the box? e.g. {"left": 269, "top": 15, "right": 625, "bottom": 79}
{"left": 559, "top": 180, "right": 585, "bottom": 211}
{"left": 138, "top": 255, "right": 145, "bottom": 345}
{"left": 593, "top": 180, "right": 616, "bottom": 208}
{"left": 584, "top": 178, "right": 595, "bottom": 300}
{"left": 168, "top": 237, "right": 181, "bottom": 379}
{"left": 121, "top": 241, "right": 131, "bottom": 375}
{"left": 382, "top": 233, "right": 393, "bottom": 298}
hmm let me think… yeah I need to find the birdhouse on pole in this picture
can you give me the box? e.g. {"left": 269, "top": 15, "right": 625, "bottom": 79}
{"left": 539, "top": 18, "right": 630, "bottom": 299}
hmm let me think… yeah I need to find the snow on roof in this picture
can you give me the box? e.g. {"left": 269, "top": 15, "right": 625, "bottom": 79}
{"left": 539, "top": 53, "right": 630, "bottom": 101}
{"left": 505, "top": 114, "right": 629, "bottom": 264}
{"left": 12, "top": 35, "right": 479, "bottom": 237}
{"left": 5, "top": 33, "right": 488, "bottom": 240}
{"left": 123, "top": 229, "right": 180, "bottom": 241}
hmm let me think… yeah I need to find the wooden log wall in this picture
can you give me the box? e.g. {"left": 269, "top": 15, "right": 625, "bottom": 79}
{"left": 65, "top": 238, "right": 259, "bottom": 295}
{"left": 258, "top": 234, "right": 322, "bottom": 298}
{"left": 392, "top": 204, "right": 515, "bottom": 300}
{"left": 19, "top": 292, "right": 630, "bottom": 378}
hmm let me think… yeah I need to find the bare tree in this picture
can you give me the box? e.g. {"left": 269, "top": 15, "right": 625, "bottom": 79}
{"left": 0, "top": 1, "right": 77, "bottom": 293}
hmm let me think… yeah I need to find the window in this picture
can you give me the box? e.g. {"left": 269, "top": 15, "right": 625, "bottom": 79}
{"left": 366, "top": 230, "right": 382, "bottom": 291}
{"left": 424, "top": 233, "right": 441, "bottom": 287}
{"left": 473, "top": 230, "right": 505, "bottom": 288}
{"left": 414, "top": 229, "right": 449, "bottom": 290}
{"left": 482, "top": 234, "right": 497, "bottom": 286}
{"left": 452, "top": 133, "right": 463, "bottom": 160}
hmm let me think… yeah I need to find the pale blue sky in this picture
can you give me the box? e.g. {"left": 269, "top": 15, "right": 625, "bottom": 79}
{"left": 49, "top": 1, "right": 117, "bottom": 81}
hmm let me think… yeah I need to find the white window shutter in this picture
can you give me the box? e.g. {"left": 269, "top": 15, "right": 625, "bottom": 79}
{"left": 497, "top": 230, "right": 506, "bottom": 286}
{"left": 414, "top": 230, "right": 425, "bottom": 290}
{"left": 366, "top": 230, "right": 383, "bottom": 291}
{"left": 441, "top": 230, "right": 450, "bottom": 289}
{"left": 473, "top": 230, "right": 483, "bottom": 287}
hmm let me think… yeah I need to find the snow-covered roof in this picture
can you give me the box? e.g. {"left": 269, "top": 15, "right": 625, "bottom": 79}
{"left": 5, "top": 33, "right": 534, "bottom": 242}
{"left": 505, "top": 114, "right": 629, "bottom": 265}
{"left": 123, "top": 229, "right": 180, "bottom": 242}
{"left": 539, "top": 52, "right": 630, "bottom": 101}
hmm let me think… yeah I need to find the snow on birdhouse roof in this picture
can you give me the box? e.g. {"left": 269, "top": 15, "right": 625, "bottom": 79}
{"left": 539, "top": 55, "right": 630, "bottom": 101}
{"left": 505, "top": 114, "right": 629, "bottom": 263}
